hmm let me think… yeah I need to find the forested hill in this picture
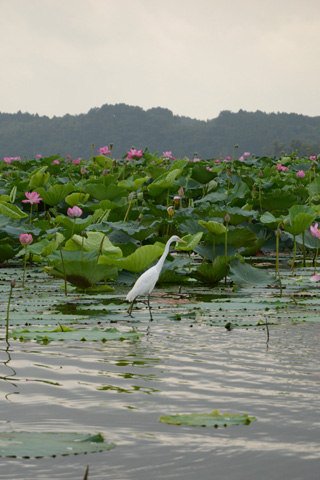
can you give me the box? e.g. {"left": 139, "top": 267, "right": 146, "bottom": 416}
{"left": 1, "top": 104, "right": 320, "bottom": 160}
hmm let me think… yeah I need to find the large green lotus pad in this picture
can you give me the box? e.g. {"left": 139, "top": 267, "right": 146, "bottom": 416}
{"left": 159, "top": 410, "right": 256, "bottom": 428}
{"left": 9, "top": 326, "right": 143, "bottom": 344}
{"left": 0, "top": 432, "right": 115, "bottom": 458}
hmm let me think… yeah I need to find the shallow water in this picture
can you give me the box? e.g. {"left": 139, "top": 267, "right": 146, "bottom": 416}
{"left": 0, "top": 266, "right": 319, "bottom": 479}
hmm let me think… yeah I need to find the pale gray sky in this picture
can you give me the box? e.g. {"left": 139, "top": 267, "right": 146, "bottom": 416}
{"left": 1, "top": 0, "right": 320, "bottom": 120}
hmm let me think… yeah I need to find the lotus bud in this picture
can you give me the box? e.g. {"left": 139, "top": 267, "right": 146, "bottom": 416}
{"left": 11, "top": 279, "right": 16, "bottom": 288}
{"left": 174, "top": 196, "right": 181, "bottom": 204}
{"left": 258, "top": 170, "right": 263, "bottom": 178}
{"left": 167, "top": 206, "right": 175, "bottom": 216}
{"left": 178, "top": 187, "right": 184, "bottom": 196}
{"left": 102, "top": 169, "right": 108, "bottom": 176}
{"left": 224, "top": 213, "right": 230, "bottom": 224}
{"left": 81, "top": 230, "right": 88, "bottom": 238}
{"left": 81, "top": 167, "right": 86, "bottom": 175}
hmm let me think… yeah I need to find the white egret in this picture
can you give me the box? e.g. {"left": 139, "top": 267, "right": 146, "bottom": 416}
{"left": 126, "top": 235, "right": 186, "bottom": 319}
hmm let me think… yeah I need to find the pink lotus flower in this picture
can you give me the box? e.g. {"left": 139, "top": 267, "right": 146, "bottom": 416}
{"left": 225, "top": 156, "right": 231, "bottom": 161}
{"left": 67, "top": 206, "right": 83, "bottom": 218}
{"left": 3, "top": 157, "right": 12, "bottom": 164}
{"left": 206, "top": 166, "right": 213, "bottom": 171}
{"left": 73, "top": 158, "right": 81, "bottom": 165}
{"left": 215, "top": 159, "right": 220, "bottom": 163}
{"left": 36, "top": 154, "right": 42, "bottom": 159}
{"left": 310, "top": 274, "right": 320, "bottom": 282}
{"left": 296, "top": 170, "right": 305, "bottom": 178}
{"left": 309, "top": 156, "right": 317, "bottom": 161}
{"left": 277, "top": 164, "right": 289, "bottom": 172}
{"left": 193, "top": 158, "right": 201, "bottom": 163}
{"left": 178, "top": 187, "right": 184, "bottom": 196}
{"left": 98, "top": 146, "right": 111, "bottom": 156}
{"left": 19, "top": 233, "right": 33, "bottom": 246}
{"left": 310, "top": 223, "right": 320, "bottom": 239}
{"left": 22, "top": 192, "right": 43, "bottom": 204}
{"left": 238, "top": 156, "right": 245, "bottom": 162}
{"left": 243, "top": 152, "right": 251, "bottom": 157}
{"left": 53, "top": 159, "right": 60, "bottom": 165}
{"left": 126, "top": 148, "right": 143, "bottom": 160}
{"left": 162, "top": 151, "right": 175, "bottom": 160}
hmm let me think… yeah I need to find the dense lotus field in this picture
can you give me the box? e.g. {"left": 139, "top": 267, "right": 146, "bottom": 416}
{"left": 1, "top": 147, "right": 320, "bottom": 292}
{"left": 1, "top": 147, "right": 320, "bottom": 472}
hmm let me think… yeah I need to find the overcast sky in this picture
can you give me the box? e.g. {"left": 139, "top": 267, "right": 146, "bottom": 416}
{"left": 1, "top": 0, "right": 320, "bottom": 121}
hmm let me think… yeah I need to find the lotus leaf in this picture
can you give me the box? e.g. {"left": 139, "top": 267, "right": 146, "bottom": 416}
{"left": 283, "top": 205, "right": 316, "bottom": 236}
{"left": 230, "top": 258, "right": 277, "bottom": 285}
{"left": 191, "top": 256, "right": 227, "bottom": 284}
{"left": 65, "top": 232, "right": 122, "bottom": 257}
{"left": 159, "top": 410, "right": 256, "bottom": 427}
{"left": 9, "top": 326, "right": 142, "bottom": 343}
{"left": 84, "top": 183, "right": 127, "bottom": 201}
{"left": 198, "top": 220, "right": 226, "bottom": 235}
{"left": 0, "top": 432, "right": 115, "bottom": 458}
{"left": 98, "top": 244, "right": 164, "bottom": 273}
{"left": 49, "top": 259, "right": 115, "bottom": 287}
{"left": 65, "top": 192, "right": 90, "bottom": 206}
{"left": 175, "top": 232, "right": 203, "bottom": 251}
{"left": 0, "top": 201, "right": 28, "bottom": 219}
{"left": 35, "top": 184, "right": 75, "bottom": 206}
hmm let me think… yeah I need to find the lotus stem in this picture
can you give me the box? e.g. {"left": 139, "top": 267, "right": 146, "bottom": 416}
{"left": 302, "top": 231, "right": 306, "bottom": 267}
{"left": 97, "top": 234, "right": 106, "bottom": 262}
{"left": 276, "top": 225, "right": 282, "bottom": 296}
{"left": 59, "top": 244, "right": 67, "bottom": 296}
{"left": 314, "top": 239, "right": 319, "bottom": 274}
{"left": 22, "top": 246, "right": 28, "bottom": 287}
{"left": 29, "top": 204, "right": 33, "bottom": 227}
{"left": 224, "top": 214, "right": 229, "bottom": 285}
{"left": 292, "top": 236, "right": 297, "bottom": 275}
{"left": 212, "top": 234, "right": 216, "bottom": 261}
{"left": 6, "top": 279, "right": 16, "bottom": 343}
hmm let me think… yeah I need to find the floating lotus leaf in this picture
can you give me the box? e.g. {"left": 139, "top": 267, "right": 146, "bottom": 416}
{"left": 65, "top": 192, "right": 90, "bottom": 206}
{"left": 230, "top": 258, "right": 277, "bottom": 285}
{"left": 0, "top": 201, "right": 28, "bottom": 219}
{"left": 9, "top": 326, "right": 142, "bottom": 343}
{"left": 0, "top": 432, "right": 115, "bottom": 458}
{"left": 159, "top": 410, "right": 256, "bottom": 428}
{"left": 98, "top": 244, "right": 164, "bottom": 273}
{"left": 35, "top": 184, "right": 75, "bottom": 206}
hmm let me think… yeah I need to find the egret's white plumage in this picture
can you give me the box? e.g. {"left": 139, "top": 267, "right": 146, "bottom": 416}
{"left": 126, "top": 235, "right": 185, "bottom": 319}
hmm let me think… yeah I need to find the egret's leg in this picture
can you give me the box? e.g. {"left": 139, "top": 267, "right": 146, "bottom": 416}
{"left": 127, "top": 299, "right": 135, "bottom": 317}
{"left": 147, "top": 295, "right": 153, "bottom": 321}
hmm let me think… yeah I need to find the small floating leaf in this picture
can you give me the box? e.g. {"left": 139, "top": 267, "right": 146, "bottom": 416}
{"left": 0, "top": 432, "right": 115, "bottom": 458}
{"left": 159, "top": 410, "right": 256, "bottom": 428}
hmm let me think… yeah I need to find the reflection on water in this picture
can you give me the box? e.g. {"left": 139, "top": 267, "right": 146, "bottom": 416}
{"left": 0, "top": 278, "right": 319, "bottom": 479}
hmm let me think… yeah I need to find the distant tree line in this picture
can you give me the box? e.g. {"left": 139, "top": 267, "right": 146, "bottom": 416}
{"left": 1, "top": 103, "right": 320, "bottom": 160}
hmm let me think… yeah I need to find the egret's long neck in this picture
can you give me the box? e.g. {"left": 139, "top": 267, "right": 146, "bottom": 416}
{"left": 155, "top": 238, "right": 174, "bottom": 274}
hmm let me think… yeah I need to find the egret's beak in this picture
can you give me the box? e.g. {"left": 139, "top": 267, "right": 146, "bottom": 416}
{"left": 177, "top": 238, "right": 187, "bottom": 243}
